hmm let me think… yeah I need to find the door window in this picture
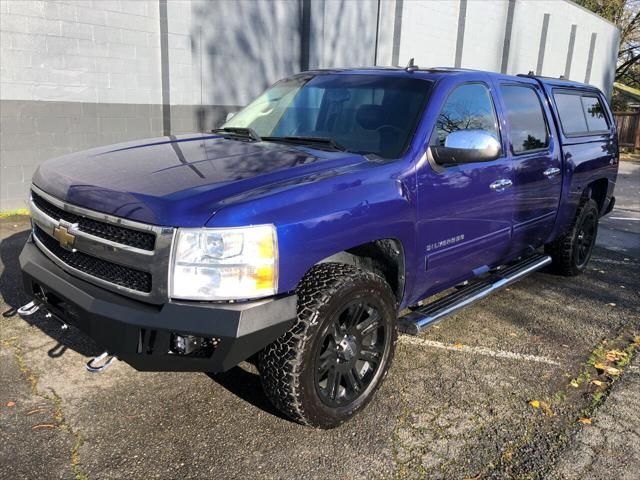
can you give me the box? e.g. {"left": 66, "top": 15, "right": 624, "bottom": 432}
{"left": 500, "top": 85, "right": 549, "bottom": 154}
{"left": 431, "top": 83, "right": 499, "bottom": 146}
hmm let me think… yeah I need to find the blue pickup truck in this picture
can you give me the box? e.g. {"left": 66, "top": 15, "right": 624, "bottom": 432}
{"left": 19, "top": 66, "right": 618, "bottom": 428}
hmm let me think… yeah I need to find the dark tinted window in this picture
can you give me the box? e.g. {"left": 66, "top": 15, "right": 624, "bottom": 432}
{"left": 581, "top": 96, "right": 609, "bottom": 131}
{"left": 500, "top": 85, "right": 549, "bottom": 154}
{"left": 554, "top": 92, "right": 610, "bottom": 135}
{"left": 431, "top": 83, "right": 499, "bottom": 146}
{"left": 225, "top": 74, "right": 431, "bottom": 158}
{"left": 554, "top": 93, "right": 588, "bottom": 134}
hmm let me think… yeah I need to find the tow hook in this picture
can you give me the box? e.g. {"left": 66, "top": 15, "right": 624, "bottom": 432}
{"left": 17, "top": 300, "right": 41, "bottom": 316}
{"left": 86, "top": 351, "right": 117, "bottom": 373}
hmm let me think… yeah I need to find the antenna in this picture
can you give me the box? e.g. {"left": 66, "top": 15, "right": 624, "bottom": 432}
{"left": 405, "top": 58, "right": 418, "bottom": 72}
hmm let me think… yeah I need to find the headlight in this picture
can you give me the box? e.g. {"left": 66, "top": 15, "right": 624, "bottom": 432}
{"left": 169, "top": 225, "right": 278, "bottom": 301}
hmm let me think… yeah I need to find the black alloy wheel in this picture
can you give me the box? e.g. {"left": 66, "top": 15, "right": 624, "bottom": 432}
{"left": 545, "top": 197, "right": 600, "bottom": 276}
{"left": 575, "top": 209, "right": 597, "bottom": 268}
{"left": 314, "top": 299, "right": 386, "bottom": 407}
{"left": 259, "top": 263, "right": 398, "bottom": 428}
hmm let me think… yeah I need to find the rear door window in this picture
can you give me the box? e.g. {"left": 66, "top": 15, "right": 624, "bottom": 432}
{"left": 553, "top": 91, "right": 609, "bottom": 136}
{"left": 499, "top": 85, "right": 549, "bottom": 154}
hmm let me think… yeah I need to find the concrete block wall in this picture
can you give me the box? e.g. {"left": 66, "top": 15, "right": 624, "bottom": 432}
{"left": 0, "top": 0, "right": 620, "bottom": 212}
{"left": 1, "top": 0, "right": 163, "bottom": 211}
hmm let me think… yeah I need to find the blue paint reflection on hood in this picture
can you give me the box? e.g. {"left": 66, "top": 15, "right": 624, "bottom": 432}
{"left": 32, "top": 134, "right": 368, "bottom": 226}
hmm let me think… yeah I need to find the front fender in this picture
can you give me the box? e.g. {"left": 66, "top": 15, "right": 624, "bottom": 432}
{"left": 207, "top": 161, "right": 418, "bottom": 306}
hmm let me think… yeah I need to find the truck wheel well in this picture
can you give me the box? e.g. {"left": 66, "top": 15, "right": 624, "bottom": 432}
{"left": 585, "top": 179, "right": 608, "bottom": 213}
{"left": 316, "top": 239, "right": 405, "bottom": 305}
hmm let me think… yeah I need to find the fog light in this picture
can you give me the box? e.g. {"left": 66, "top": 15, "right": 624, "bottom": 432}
{"left": 170, "top": 334, "right": 220, "bottom": 357}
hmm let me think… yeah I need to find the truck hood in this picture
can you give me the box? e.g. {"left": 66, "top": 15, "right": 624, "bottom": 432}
{"left": 32, "top": 134, "right": 368, "bottom": 226}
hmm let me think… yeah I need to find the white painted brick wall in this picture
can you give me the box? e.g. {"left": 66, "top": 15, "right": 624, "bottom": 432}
{"left": 463, "top": 0, "right": 509, "bottom": 72}
{"left": 0, "top": 0, "right": 621, "bottom": 105}
{"left": 0, "top": 0, "right": 161, "bottom": 104}
{"left": 400, "top": 0, "right": 461, "bottom": 67}
{"left": 511, "top": 0, "right": 619, "bottom": 93}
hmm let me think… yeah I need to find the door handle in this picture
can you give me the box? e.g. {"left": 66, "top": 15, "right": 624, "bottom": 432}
{"left": 489, "top": 179, "right": 513, "bottom": 191}
{"left": 543, "top": 167, "right": 561, "bottom": 178}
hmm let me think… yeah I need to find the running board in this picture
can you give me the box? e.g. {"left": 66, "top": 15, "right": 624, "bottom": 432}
{"left": 398, "top": 253, "right": 552, "bottom": 335}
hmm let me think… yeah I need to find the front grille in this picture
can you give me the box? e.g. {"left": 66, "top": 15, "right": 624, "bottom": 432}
{"left": 34, "top": 225, "right": 152, "bottom": 293}
{"left": 32, "top": 191, "right": 155, "bottom": 251}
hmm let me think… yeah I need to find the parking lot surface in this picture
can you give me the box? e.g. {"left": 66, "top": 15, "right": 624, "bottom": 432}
{"left": 0, "top": 161, "right": 638, "bottom": 479}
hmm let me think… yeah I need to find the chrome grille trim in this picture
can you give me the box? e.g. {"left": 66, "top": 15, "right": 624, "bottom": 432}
{"left": 29, "top": 185, "right": 174, "bottom": 304}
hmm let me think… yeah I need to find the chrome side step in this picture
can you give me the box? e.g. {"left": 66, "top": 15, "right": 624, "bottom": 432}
{"left": 399, "top": 253, "right": 552, "bottom": 335}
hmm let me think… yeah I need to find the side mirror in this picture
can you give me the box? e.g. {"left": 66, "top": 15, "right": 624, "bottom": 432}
{"left": 432, "top": 129, "right": 501, "bottom": 165}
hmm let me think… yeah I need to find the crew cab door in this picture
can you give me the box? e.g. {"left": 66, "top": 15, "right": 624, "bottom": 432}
{"left": 494, "top": 79, "right": 562, "bottom": 251}
{"left": 412, "top": 80, "right": 514, "bottom": 302}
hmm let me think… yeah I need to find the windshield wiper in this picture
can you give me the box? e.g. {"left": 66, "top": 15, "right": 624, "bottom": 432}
{"left": 211, "top": 127, "right": 262, "bottom": 142}
{"left": 262, "top": 136, "right": 346, "bottom": 152}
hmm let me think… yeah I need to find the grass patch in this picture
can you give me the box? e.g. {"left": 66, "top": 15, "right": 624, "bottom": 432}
{"left": 0, "top": 208, "right": 30, "bottom": 219}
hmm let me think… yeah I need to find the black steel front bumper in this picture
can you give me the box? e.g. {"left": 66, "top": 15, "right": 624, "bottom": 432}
{"left": 19, "top": 240, "right": 297, "bottom": 372}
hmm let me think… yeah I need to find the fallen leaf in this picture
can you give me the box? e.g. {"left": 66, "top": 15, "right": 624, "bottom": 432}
{"left": 570, "top": 379, "right": 579, "bottom": 388}
{"left": 6, "top": 401, "right": 16, "bottom": 408}
{"left": 590, "top": 380, "right": 604, "bottom": 387}
{"left": 529, "top": 400, "right": 540, "bottom": 409}
{"left": 577, "top": 418, "right": 592, "bottom": 425}
{"left": 453, "top": 342, "right": 464, "bottom": 349}
{"left": 26, "top": 408, "right": 47, "bottom": 416}
{"left": 605, "top": 350, "right": 628, "bottom": 362}
{"left": 594, "top": 363, "right": 621, "bottom": 376}
{"left": 539, "top": 401, "right": 554, "bottom": 416}
{"left": 31, "top": 423, "right": 56, "bottom": 430}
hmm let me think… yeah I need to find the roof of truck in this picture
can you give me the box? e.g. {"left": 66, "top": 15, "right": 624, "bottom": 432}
{"left": 299, "top": 66, "right": 601, "bottom": 92}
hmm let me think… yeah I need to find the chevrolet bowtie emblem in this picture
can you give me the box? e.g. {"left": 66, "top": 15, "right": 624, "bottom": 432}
{"left": 53, "top": 224, "right": 76, "bottom": 250}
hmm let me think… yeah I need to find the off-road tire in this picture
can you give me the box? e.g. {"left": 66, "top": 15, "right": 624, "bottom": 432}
{"left": 258, "top": 263, "right": 398, "bottom": 428}
{"left": 545, "top": 198, "right": 599, "bottom": 276}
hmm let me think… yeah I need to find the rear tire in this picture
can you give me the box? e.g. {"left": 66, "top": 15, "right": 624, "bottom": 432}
{"left": 545, "top": 198, "right": 599, "bottom": 276}
{"left": 258, "top": 263, "right": 398, "bottom": 429}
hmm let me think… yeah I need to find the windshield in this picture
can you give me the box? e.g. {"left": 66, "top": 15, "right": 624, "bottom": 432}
{"left": 223, "top": 74, "right": 432, "bottom": 158}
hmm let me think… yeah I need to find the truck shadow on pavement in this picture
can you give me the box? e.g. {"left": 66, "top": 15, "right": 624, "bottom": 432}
{"left": 207, "top": 367, "right": 289, "bottom": 421}
{"left": 0, "top": 229, "right": 102, "bottom": 358}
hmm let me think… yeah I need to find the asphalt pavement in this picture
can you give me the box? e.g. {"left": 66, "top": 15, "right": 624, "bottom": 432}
{"left": 0, "top": 161, "right": 638, "bottom": 480}
{"left": 598, "top": 160, "right": 640, "bottom": 257}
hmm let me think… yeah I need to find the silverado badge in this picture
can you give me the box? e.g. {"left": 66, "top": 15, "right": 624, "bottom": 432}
{"left": 52, "top": 223, "right": 77, "bottom": 250}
